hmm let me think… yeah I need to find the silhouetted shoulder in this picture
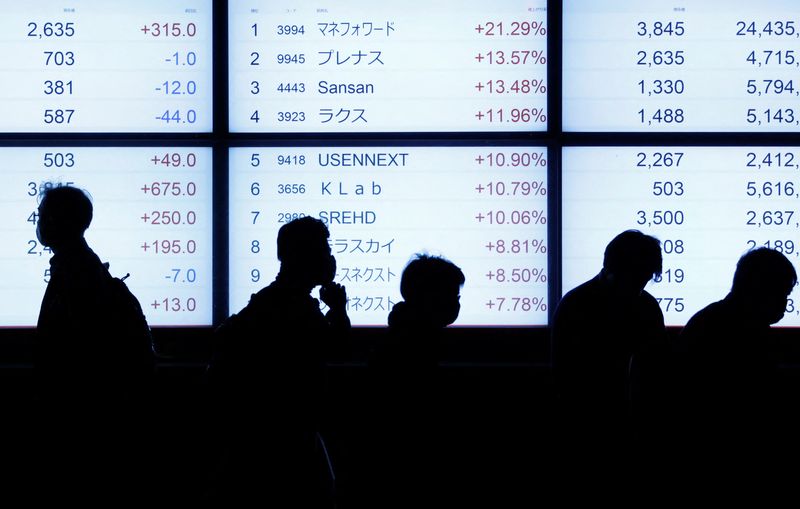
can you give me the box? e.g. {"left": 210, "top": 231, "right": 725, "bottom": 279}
{"left": 558, "top": 275, "right": 603, "bottom": 304}
{"left": 638, "top": 289, "right": 665, "bottom": 322}
{"left": 681, "top": 299, "right": 729, "bottom": 338}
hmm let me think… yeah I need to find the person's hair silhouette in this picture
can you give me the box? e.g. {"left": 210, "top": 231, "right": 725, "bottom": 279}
{"left": 730, "top": 247, "right": 797, "bottom": 325}
{"left": 37, "top": 184, "right": 93, "bottom": 251}
{"left": 601, "top": 229, "right": 663, "bottom": 297}
{"left": 277, "top": 216, "right": 336, "bottom": 285}
{"left": 207, "top": 216, "right": 348, "bottom": 506}
{"left": 390, "top": 254, "right": 466, "bottom": 330}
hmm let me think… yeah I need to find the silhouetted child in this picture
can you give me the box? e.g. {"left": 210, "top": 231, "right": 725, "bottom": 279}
{"left": 372, "top": 253, "right": 464, "bottom": 399}
{"left": 678, "top": 247, "right": 796, "bottom": 466}
{"left": 207, "top": 216, "right": 349, "bottom": 507}
{"left": 367, "top": 254, "right": 464, "bottom": 508}
{"left": 552, "top": 230, "right": 667, "bottom": 469}
{"left": 388, "top": 254, "right": 464, "bottom": 332}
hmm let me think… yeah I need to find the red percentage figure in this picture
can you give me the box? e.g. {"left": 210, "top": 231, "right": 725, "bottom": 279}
{"left": 531, "top": 78, "right": 547, "bottom": 94}
{"left": 531, "top": 108, "right": 547, "bottom": 123}
{"left": 531, "top": 268, "right": 547, "bottom": 283}
{"left": 530, "top": 181, "right": 547, "bottom": 196}
{"left": 530, "top": 152, "right": 546, "bottom": 166}
{"left": 531, "top": 210, "right": 547, "bottom": 224}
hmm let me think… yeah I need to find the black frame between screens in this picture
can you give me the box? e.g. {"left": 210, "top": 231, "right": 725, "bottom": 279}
{"left": 3, "top": 1, "right": 797, "bottom": 331}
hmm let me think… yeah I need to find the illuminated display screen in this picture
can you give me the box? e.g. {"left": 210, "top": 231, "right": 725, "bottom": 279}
{"left": 229, "top": 146, "right": 548, "bottom": 326}
{"left": 0, "top": 0, "right": 213, "bottom": 133}
{"left": 564, "top": 0, "right": 800, "bottom": 132}
{"left": 0, "top": 147, "right": 213, "bottom": 326}
{"left": 3, "top": 2, "right": 796, "bottom": 330}
{"left": 562, "top": 146, "right": 800, "bottom": 326}
{"left": 229, "top": 0, "right": 548, "bottom": 132}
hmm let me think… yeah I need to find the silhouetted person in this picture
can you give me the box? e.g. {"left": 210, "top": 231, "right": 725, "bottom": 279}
{"left": 207, "top": 216, "right": 349, "bottom": 507}
{"left": 372, "top": 253, "right": 464, "bottom": 410}
{"left": 678, "top": 247, "right": 796, "bottom": 464}
{"left": 552, "top": 230, "right": 666, "bottom": 466}
{"left": 35, "top": 184, "right": 155, "bottom": 503}
{"left": 37, "top": 185, "right": 155, "bottom": 398}
{"left": 388, "top": 254, "right": 465, "bottom": 332}
{"left": 367, "top": 254, "right": 464, "bottom": 507}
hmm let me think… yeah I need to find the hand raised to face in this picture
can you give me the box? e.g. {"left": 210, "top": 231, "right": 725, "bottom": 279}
{"left": 320, "top": 281, "right": 347, "bottom": 313}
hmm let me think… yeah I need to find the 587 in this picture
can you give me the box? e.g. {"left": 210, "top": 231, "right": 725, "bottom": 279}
{"left": 44, "top": 109, "right": 73, "bottom": 124}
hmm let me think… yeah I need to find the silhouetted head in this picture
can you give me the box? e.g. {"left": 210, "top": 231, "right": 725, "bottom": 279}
{"left": 276, "top": 216, "right": 335, "bottom": 288}
{"left": 400, "top": 254, "right": 465, "bottom": 328}
{"left": 602, "top": 230, "right": 662, "bottom": 297}
{"left": 731, "top": 247, "right": 797, "bottom": 325}
{"left": 37, "top": 184, "right": 93, "bottom": 252}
